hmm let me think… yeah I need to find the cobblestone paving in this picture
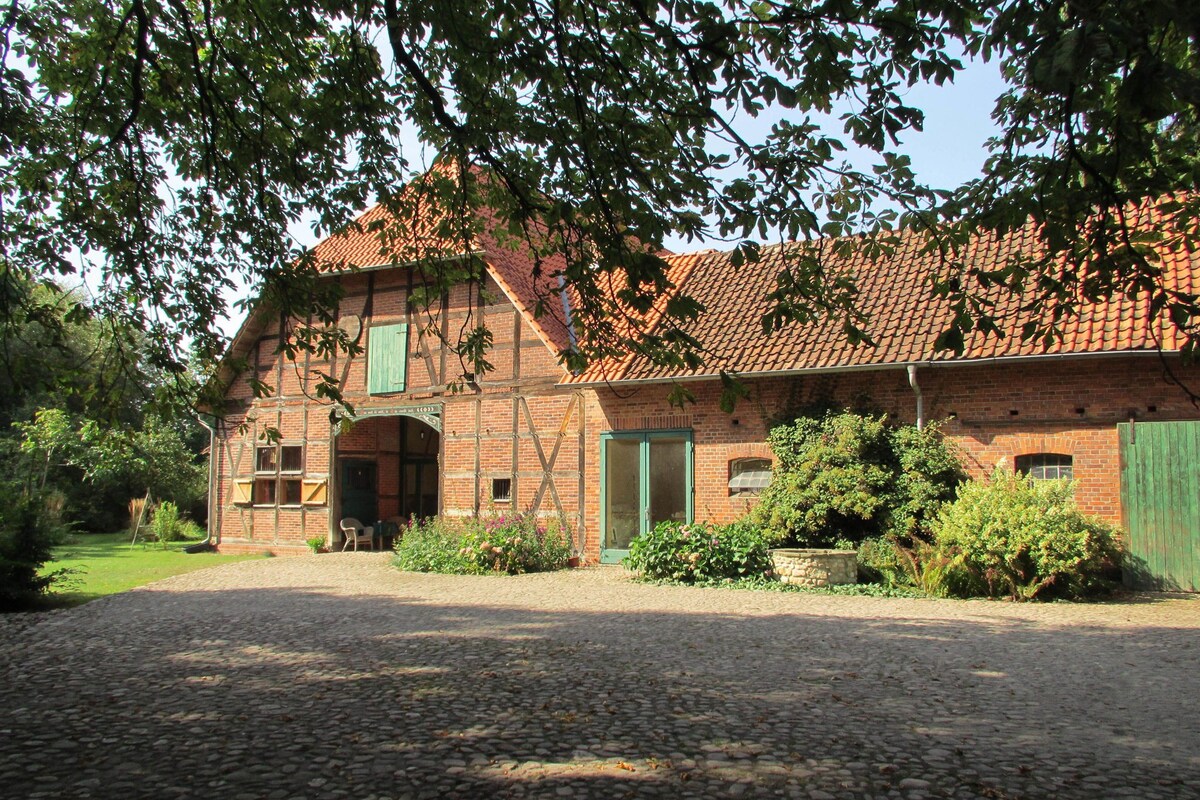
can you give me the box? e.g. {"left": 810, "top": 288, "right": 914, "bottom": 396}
{"left": 1, "top": 555, "right": 1198, "bottom": 799}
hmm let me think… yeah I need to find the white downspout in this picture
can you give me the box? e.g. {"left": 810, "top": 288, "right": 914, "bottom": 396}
{"left": 192, "top": 414, "right": 218, "bottom": 551}
{"left": 907, "top": 365, "right": 925, "bottom": 431}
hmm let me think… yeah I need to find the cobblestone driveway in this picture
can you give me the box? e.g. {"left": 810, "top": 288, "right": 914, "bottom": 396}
{"left": 1, "top": 555, "right": 1198, "bottom": 799}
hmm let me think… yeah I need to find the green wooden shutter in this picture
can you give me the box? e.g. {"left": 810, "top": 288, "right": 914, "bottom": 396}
{"left": 367, "top": 323, "right": 408, "bottom": 395}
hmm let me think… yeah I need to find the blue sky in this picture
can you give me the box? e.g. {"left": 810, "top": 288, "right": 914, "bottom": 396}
{"left": 286, "top": 56, "right": 1010, "bottom": 254}
{"left": 886, "top": 57, "right": 1009, "bottom": 193}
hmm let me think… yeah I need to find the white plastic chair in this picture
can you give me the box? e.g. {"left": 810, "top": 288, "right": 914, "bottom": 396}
{"left": 339, "top": 517, "right": 373, "bottom": 551}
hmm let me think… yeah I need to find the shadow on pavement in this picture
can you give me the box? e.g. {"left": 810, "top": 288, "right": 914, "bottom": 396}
{"left": 0, "top": 581, "right": 1197, "bottom": 799}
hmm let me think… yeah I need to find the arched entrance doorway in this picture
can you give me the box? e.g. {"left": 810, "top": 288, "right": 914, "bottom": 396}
{"left": 334, "top": 409, "right": 441, "bottom": 547}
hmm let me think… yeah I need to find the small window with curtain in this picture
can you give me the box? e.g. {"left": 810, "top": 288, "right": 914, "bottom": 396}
{"left": 1015, "top": 453, "right": 1073, "bottom": 480}
{"left": 729, "top": 457, "right": 773, "bottom": 496}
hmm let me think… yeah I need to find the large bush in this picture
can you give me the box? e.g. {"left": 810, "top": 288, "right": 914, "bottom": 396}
{"left": 394, "top": 513, "right": 572, "bottom": 575}
{"left": 930, "top": 469, "right": 1122, "bottom": 600}
{"left": 625, "top": 520, "right": 773, "bottom": 583}
{"left": 751, "top": 411, "right": 964, "bottom": 548}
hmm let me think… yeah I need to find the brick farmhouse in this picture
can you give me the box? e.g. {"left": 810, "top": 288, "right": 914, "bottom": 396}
{"left": 207, "top": 198, "right": 1200, "bottom": 590}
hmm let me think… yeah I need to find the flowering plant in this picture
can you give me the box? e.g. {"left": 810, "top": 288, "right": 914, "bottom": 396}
{"left": 625, "top": 520, "right": 772, "bottom": 584}
{"left": 460, "top": 512, "right": 572, "bottom": 574}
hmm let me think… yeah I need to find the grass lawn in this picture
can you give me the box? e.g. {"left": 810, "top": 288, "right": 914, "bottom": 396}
{"left": 43, "top": 532, "right": 265, "bottom": 607}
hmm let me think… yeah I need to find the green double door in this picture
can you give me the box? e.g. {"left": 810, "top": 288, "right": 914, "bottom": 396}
{"left": 600, "top": 430, "right": 693, "bottom": 563}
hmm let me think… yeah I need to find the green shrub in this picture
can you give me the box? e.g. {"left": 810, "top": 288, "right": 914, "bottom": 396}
{"left": 0, "top": 486, "right": 67, "bottom": 611}
{"left": 146, "top": 502, "right": 205, "bottom": 546}
{"left": 856, "top": 536, "right": 912, "bottom": 587}
{"left": 177, "top": 519, "right": 206, "bottom": 541}
{"left": 930, "top": 469, "right": 1122, "bottom": 600}
{"left": 751, "top": 411, "right": 964, "bottom": 548}
{"left": 305, "top": 536, "right": 326, "bottom": 553}
{"left": 888, "top": 424, "right": 967, "bottom": 540}
{"left": 150, "top": 501, "right": 181, "bottom": 548}
{"left": 394, "top": 514, "right": 573, "bottom": 575}
{"left": 625, "top": 520, "right": 773, "bottom": 584}
{"left": 393, "top": 517, "right": 483, "bottom": 574}
{"left": 461, "top": 513, "right": 572, "bottom": 574}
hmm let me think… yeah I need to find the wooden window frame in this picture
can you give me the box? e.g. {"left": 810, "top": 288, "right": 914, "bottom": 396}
{"left": 251, "top": 443, "right": 306, "bottom": 507}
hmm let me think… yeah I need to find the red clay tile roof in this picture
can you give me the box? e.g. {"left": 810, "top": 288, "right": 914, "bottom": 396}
{"left": 569, "top": 216, "right": 1198, "bottom": 385}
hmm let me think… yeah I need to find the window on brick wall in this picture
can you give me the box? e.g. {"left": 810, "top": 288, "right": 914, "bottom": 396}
{"left": 729, "top": 458, "right": 773, "bottom": 495}
{"left": 492, "top": 478, "right": 512, "bottom": 503}
{"left": 254, "top": 444, "right": 305, "bottom": 506}
{"left": 1015, "top": 453, "right": 1073, "bottom": 480}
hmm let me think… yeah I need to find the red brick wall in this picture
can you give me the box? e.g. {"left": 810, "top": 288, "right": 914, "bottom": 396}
{"left": 579, "top": 355, "right": 1200, "bottom": 562}
{"left": 214, "top": 267, "right": 1200, "bottom": 563}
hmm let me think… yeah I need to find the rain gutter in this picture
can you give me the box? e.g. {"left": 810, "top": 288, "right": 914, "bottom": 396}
{"left": 563, "top": 349, "right": 1175, "bottom": 389}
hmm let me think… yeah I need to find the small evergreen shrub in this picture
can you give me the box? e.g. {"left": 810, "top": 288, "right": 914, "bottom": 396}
{"left": 177, "top": 519, "right": 206, "bottom": 541}
{"left": 625, "top": 520, "right": 773, "bottom": 584}
{"left": 930, "top": 468, "right": 1122, "bottom": 600}
{"left": 305, "top": 536, "right": 326, "bottom": 553}
{"left": 856, "top": 536, "right": 911, "bottom": 587}
{"left": 751, "top": 411, "right": 964, "bottom": 548}
{"left": 460, "top": 513, "right": 571, "bottom": 574}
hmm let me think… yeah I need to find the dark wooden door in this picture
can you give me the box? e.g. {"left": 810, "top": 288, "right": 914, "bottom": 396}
{"left": 340, "top": 459, "right": 378, "bottom": 525}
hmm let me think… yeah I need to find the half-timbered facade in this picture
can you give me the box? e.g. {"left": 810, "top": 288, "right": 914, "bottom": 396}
{"left": 209, "top": 196, "right": 1200, "bottom": 590}
{"left": 209, "top": 195, "right": 590, "bottom": 555}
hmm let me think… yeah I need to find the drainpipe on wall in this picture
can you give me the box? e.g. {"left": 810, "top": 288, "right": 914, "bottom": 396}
{"left": 187, "top": 414, "right": 219, "bottom": 553}
{"left": 907, "top": 365, "right": 925, "bottom": 431}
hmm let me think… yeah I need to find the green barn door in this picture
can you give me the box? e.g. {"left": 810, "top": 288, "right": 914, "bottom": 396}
{"left": 1119, "top": 421, "right": 1200, "bottom": 592}
{"left": 600, "top": 430, "right": 693, "bottom": 563}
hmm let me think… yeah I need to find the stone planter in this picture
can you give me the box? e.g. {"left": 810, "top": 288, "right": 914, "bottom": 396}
{"left": 770, "top": 548, "right": 858, "bottom": 587}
